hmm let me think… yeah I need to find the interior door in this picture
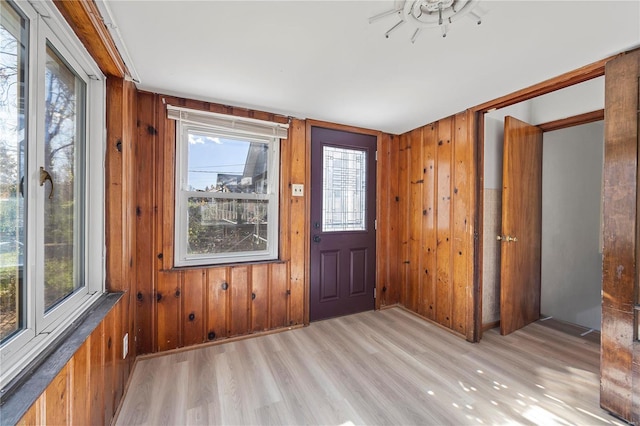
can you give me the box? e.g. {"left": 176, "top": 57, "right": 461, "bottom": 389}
{"left": 500, "top": 116, "right": 543, "bottom": 335}
{"left": 309, "top": 127, "right": 376, "bottom": 322}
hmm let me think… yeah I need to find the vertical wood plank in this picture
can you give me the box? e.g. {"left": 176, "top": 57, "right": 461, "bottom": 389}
{"left": 44, "top": 364, "right": 69, "bottom": 425}
{"left": 251, "top": 264, "right": 269, "bottom": 332}
{"left": 71, "top": 341, "right": 90, "bottom": 426}
{"left": 436, "top": 116, "right": 453, "bottom": 328}
{"left": 398, "top": 134, "right": 410, "bottom": 306}
{"left": 105, "top": 78, "right": 125, "bottom": 292}
{"left": 157, "top": 271, "right": 181, "bottom": 351}
{"left": 135, "top": 91, "right": 157, "bottom": 355}
{"left": 89, "top": 323, "right": 105, "bottom": 426}
{"left": 103, "top": 306, "right": 116, "bottom": 424}
{"left": 269, "top": 262, "right": 288, "bottom": 328}
{"left": 422, "top": 123, "right": 437, "bottom": 320}
{"left": 387, "top": 135, "right": 401, "bottom": 305}
{"left": 111, "top": 299, "right": 124, "bottom": 418}
{"left": 206, "top": 267, "right": 229, "bottom": 341}
{"left": 290, "top": 119, "right": 306, "bottom": 325}
{"left": 601, "top": 49, "right": 640, "bottom": 423}
{"left": 182, "top": 269, "right": 206, "bottom": 346}
{"left": 408, "top": 128, "right": 424, "bottom": 313}
{"left": 452, "top": 111, "right": 472, "bottom": 336}
{"left": 230, "top": 266, "right": 250, "bottom": 336}
{"left": 279, "top": 133, "right": 292, "bottom": 261}
{"left": 377, "top": 133, "right": 390, "bottom": 307}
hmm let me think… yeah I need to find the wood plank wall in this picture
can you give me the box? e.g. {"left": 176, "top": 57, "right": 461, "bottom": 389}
{"left": 601, "top": 49, "right": 640, "bottom": 424}
{"left": 18, "top": 77, "right": 137, "bottom": 425}
{"left": 386, "top": 111, "right": 476, "bottom": 340}
{"left": 134, "top": 93, "right": 308, "bottom": 354}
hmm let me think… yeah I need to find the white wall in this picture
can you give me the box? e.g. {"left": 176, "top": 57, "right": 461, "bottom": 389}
{"left": 483, "top": 78, "right": 604, "bottom": 329}
{"left": 541, "top": 121, "right": 603, "bottom": 330}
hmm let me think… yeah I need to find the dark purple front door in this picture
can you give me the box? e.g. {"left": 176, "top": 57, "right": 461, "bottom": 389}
{"left": 309, "top": 127, "right": 377, "bottom": 321}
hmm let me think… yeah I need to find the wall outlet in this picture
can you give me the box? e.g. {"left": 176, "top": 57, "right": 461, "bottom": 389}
{"left": 123, "top": 333, "right": 128, "bottom": 359}
{"left": 292, "top": 184, "right": 304, "bottom": 197}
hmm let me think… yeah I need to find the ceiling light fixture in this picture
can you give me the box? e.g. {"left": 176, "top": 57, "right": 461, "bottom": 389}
{"left": 370, "top": 0, "right": 484, "bottom": 41}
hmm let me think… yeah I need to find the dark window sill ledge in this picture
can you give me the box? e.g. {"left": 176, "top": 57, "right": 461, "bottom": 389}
{"left": 0, "top": 292, "right": 122, "bottom": 425}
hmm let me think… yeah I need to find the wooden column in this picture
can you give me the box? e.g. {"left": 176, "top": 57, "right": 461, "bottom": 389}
{"left": 601, "top": 49, "right": 640, "bottom": 424}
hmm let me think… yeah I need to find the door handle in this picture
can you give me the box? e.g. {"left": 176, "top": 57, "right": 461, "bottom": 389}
{"left": 498, "top": 235, "right": 518, "bottom": 243}
{"left": 313, "top": 235, "right": 321, "bottom": 243}
{"left": 39, "top": 167, "right": 54, "bottom": 199}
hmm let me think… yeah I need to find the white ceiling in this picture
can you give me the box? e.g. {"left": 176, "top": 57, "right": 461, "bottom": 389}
{"left": 101, "top": 1, "right": 639, "bottom": 135}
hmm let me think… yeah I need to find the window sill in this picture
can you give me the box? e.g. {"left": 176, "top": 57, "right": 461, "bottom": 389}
{"left": 0, "top": 292, "right": 122, "bottom": 425}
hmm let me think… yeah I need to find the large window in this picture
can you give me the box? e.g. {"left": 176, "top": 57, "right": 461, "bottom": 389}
{"left": 0, "top": 0, "right": 104, "bottom": 388}
{"left": 170, "top": 106, "right": 286, "bottom": 266}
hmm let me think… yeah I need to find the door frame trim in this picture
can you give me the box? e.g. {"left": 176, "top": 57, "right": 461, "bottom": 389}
{"left": 471, "top": 53, "right": 620, "bottom": 340}
{"left": 305, "top": 120, "right": 382, "bottom": 324}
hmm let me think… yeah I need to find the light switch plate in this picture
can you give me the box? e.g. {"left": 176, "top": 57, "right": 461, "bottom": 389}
{"left": 292, "top": 184, "right": 304, "bottom": 197}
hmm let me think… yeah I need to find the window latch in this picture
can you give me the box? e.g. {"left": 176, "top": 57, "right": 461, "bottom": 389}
{"left": 39, "top": 167, "right": 54, "bottom": 199}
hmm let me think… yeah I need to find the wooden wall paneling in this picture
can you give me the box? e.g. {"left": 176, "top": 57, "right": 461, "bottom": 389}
{"left": 422, "top": 123, "right": 437, "bottom": 320}
{"left": 279, "top": 130, "right": 292, "bottom": 261}
{"left": 290, "top": 119, "right": 306, "bottom": 325}
{"left": 230, "top": 266, "right": 250, "bottom": 336}
{"left": 135, "top": 91, "right": 157, "bottom": 355}
{"left": 269, "top": 262, "right": 289, "bottom": 328}
{"left": 206, "top": 267, "right": 229, "bottom": 341}
{"left": 452, "top": 111, "right": 472, "bottom": 336}
{"left": 89, "top": 322, "right": 105, "bottom": 426}
{"left": 103, "top": 305, "right": 116, "bottom": 423}
{"left": 251, "top": 264, "right": 269, "bottom": 332}
{"left": 387, "top": 135, "right": 401, "bottom": 306}
{"left": 105, "top": 78, "right": 125, "bottom": 292}
{"left": 407, "top": 128, "right": 424, "bottom": 313}
{"left": 159, "top": 95, "right": 177, "bottom": 271}
{"left": 398, "top": 134, "right": 410, "bottom": 306}
{"left": 71, "top": 341, "right": 90, "bottom": 425}
{"left": 44, "top": 363, "right": 69, "bottom": 425}
{"left": 376, "top": 133, "right": 390, "bottom": 308}
{"left": 111, "top": 299, "right": 125, "bottom": 418}
{"left": 601, "top": 49, "right": 640, "bottom": 423}
{"left": 182, "top": 269, "right": 206, "bottom": 346}
{"left": 435, "top": 116, "right": 454, "bottom": 328}
{"left": 52, "top": 1, "right": 126, "bottom": 77}
{"left": 157, "top": 271, "right": 181, "bottom": 351}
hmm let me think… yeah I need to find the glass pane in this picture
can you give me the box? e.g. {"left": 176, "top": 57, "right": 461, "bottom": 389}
{"left": 43, "top": 44, "right": 85, "bottom": 311}
{"left": 0, "top": 1, "right": 28, "bottom": 342}
{"left": 187, "top": 197, "right": 269, "bottom": 255}
{"left": 322, "top": 146, "right": 367, "bottom": 232}
{"left": 187, "top": 131, "right": 269, "bottom": 194}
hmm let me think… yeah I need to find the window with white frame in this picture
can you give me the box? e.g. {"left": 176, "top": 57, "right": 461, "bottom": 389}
{"left": 0, "top": 0, "right": 105, "bottom": 388}
{"left": 169, "top": 106, "right": 286, "bottom": 266}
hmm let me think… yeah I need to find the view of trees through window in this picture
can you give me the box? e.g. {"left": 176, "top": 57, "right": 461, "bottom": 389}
{"left": 0, "top": 2, "right": 84, "bottom": 342}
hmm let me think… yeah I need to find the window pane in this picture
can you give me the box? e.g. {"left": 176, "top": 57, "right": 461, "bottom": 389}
{"left": 43, "top": 45, "right": 85, "bottom": 311}
{"left": 187, "top": 197, "right": 269, "bottom": 255}
{"left": 322, "top": 146, "right": 367, "bottom": 232}
{"left": 187, "top": 132, "right": 269, "bottom": 194}
{"left": 0, "top": 1, "right": 28, "bottom": 342}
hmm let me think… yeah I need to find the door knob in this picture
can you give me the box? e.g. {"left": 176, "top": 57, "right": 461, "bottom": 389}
{"left": 313, "top": 235, "right": 321, "bottom": 243}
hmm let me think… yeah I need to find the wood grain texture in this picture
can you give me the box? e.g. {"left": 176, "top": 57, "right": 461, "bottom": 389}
{"left": 408, "top": 128, "right": 424, "bottom": 313}
{"left": 230, "top": 266, "right": 250, "bottom": 336}
{"left": 251, "top": 264, "right": 269, "bottom": 332}
{"left": 135, "top": 91, "right": 157, "bottom": 355}
{"left": 206, "top": 267, "right": 229, "bottom": 341}
{"left": 182, "top": 269, "right": 206, "bottom": 346}
{"left": 397, "top": 134, "right": 410, "bottom": 306}
{"left": 452, "top": 111, "right": 472, "bottom": 336}
{"left": 500, "top": 117, "right": 542, "bottom": 336}
{"left": 436, "top": 116, "right": 453, "bottom": 328}
{"left": 422, "top": 124, "right": 437, "bottom": 320}
{"left": 601, "top": 49, "right": 640, "bottom": 423}
{"left": 386, "top": 135, "right": 401, "bottom": 306}
{"left": 44, "top": 364, "right": 69, "bottom": 425}
{"left": 376, "top": 133, "right": 390, "bottom": 309}
{"left": 52, "top": 0, "right": 127, "bottom": 77}
{"left": 537, "top": 109, "right": 604, "bottom": 133}
{"left": 157, "top": 272, "right": 181, "bottom": 351}
{"left": 116, "top": 307, "right": 623, "bottom": 426}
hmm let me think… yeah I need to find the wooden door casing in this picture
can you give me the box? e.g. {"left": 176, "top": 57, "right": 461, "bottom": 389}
{"left": 500, "top": 116, "right": 543, "bottom": 336}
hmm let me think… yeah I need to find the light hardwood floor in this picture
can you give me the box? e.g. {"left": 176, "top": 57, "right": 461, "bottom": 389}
{"left": 115, "top": 308, "right": 625, "bottom": 425}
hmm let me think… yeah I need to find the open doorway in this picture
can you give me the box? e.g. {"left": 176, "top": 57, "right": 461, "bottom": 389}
{"left": 481, "top": 76, "right": 605, "bottom": 335}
